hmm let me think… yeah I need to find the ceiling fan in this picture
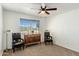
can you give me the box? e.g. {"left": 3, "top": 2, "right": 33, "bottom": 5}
{"left": 38, "top": 3, "right": 57, "bottom": 15}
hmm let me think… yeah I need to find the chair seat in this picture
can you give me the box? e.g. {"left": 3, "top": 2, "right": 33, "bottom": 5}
{"left": 14, "top": 41, "right": 24, "bottom": 45}
{"left": 45, "top": 39, "right": 52, "bottom": 42}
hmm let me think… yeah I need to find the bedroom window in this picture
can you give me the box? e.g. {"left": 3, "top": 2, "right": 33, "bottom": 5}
{"left": 20, "top": 18, "right": 40, "bottom": 34}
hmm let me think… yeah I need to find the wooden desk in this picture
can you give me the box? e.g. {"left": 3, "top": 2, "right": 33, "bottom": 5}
{"left": 24, "top": 34, "right": 41, "bottom": 45}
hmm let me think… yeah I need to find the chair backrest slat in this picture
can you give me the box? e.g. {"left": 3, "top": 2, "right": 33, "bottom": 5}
{"left": 12, "top": 33, "right": 21, "bottom": 42}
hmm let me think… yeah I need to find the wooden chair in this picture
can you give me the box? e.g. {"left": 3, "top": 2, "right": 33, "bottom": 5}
{"left": 12, "top": 33, "right": 24, "bottom": 52}
{"left": 44, "top": 31, "right": 53, "bottom": 45}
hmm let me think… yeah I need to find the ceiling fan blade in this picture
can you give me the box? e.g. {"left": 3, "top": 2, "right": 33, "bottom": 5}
{"left": 41, "top": 6, "right": 42, "bottom": 9}
{"left": 46, "top": 8, "right": 57, "bottom": 11}
{"left": 45, "top": 11, "right": 50, "bottom": 15}
{"left": 45, "top": 6, "right": 46, "bottom": 9}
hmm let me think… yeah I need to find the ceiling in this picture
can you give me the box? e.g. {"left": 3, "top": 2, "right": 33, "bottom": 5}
{"left": 2, "top": 3, "right": 79, "bottom": 17}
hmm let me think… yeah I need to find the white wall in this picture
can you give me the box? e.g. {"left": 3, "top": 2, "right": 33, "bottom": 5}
{"left": 0, "top": 4, "right": 3, "bottom": 55}
{"left": 3, "top": 10, "right": 46, "bottom": 50}
{"left": 40, "top": 17, "right": 47, "bottom": 42}
{"left": 46, "top": 9, "right": 79, "bottom": 52}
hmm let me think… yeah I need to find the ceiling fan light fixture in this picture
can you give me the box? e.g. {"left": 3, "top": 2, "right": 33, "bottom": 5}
{"left": 39, "top": 11, "right": 48, "bottom": 16}
{"left": 40, "top": 11, "right": 45, "bottom": 14}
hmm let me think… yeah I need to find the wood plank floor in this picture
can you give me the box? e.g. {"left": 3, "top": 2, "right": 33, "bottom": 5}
{"left": 3, "top": 44, "right": 79, "bottom": 56}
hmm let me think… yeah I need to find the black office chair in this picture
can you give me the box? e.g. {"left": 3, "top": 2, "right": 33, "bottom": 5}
{"left": 44, "top": 31, "right": 53, "bottom": 45}
{"left": 12, "top": 33, "right": 24, "bottom": 52}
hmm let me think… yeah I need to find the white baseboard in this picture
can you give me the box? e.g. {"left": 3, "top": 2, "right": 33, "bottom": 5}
{"left": 54, "top": 43, "right": 79, "bottom": 53}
